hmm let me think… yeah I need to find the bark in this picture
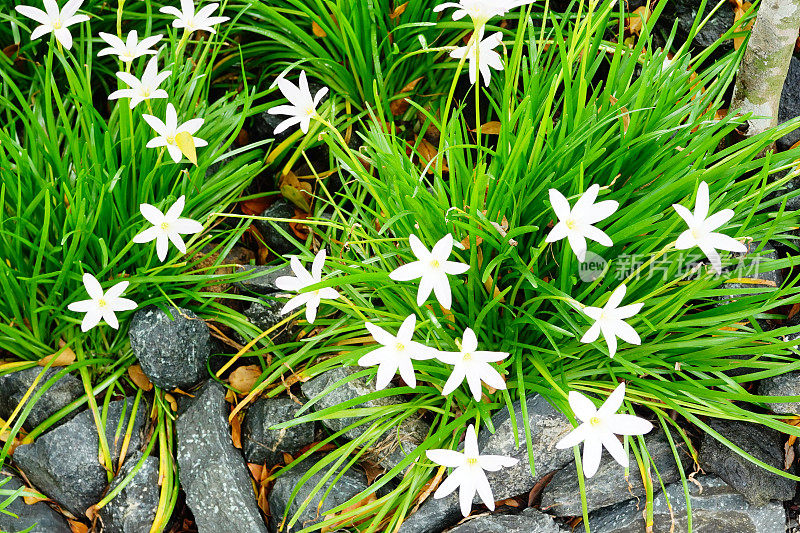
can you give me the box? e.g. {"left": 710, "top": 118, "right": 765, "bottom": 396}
{"left": 730, "top": 0, "right": 800, "bottom": 139}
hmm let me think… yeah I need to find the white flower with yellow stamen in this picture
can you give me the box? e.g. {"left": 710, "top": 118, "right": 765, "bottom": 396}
{"left": 67, "top": 273, "right": 137, "bottom": 331}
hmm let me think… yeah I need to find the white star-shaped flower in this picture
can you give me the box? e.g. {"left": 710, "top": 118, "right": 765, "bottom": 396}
{"left": 359, "top": 314, "right": 435, "bottom": 390}
{"left": 555, "top": 382, "right": 653, "bottom": 478}
{"left": 142, "top": 103, "right": 208, "bottom": 164}
{"left": 15, "top": 0, "right": 89, "bottom": 50}
{"left": 545, "top": 184, "right": 618, "bottom": 262}
{"left": 436, "top": 327, "right": 507, "bottom": 400}
{"left": 673, "top": 181, "right": 746, "bottom": 274}
{"left": 67, "top": 273, "right": 137, "bottom": 332}
{"left": 98, "top": 30, "right": 163, "bottom": 63}
{"left": 581, "top": 284, "right": 643, "bottom": 358}
{"left": 426, "top": 423, "right": 518, "bottom": 517}
{"left": 108, "top": 55, "right": 171, "bottom": 110}
{"left": 159, "top": 0, "right": 229, "bottom": 35}
{"left": 275, "top": 249, "right": 340, "bottom": 324}
{"left": 267, "top": 70, "right": 329, "bottom": 135}
{"left": 389, "top": 234, "right": 470, "bottom": 310}
{"left": 433, "top": 0, "right": 532, "bottom": 29}
{"left": 132, "top": 195, "right": 204, "bottom": 262}
{"left": 449, "top": 31, "right": 504, "bottom": 86}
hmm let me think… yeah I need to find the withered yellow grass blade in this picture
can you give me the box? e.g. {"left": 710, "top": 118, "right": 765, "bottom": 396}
{"left": 175, "top": 131, "right": 197, "bottom": 165}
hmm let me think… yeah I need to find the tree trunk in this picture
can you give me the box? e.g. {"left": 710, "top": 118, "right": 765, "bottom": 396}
{"left": 730, "top": 1, "right": 800, "bottom": 139}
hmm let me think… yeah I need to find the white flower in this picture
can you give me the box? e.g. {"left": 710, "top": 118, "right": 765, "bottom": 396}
{"left": 98, "top": 30, "right": 162, "bottom": 63}
{"left": 132, "top": 195, "right": 204, "bottom": 262}
{"left": 555, "top": 382, "right": 653, "bottom": 478}
{"left": 267, "top": 71, "right": 329, "bottom": 135}
{"left": 159, "top": 0, "right": 229, "bottom": 35}
{"left": 359, "top": 314, "right": 435, "bottom": 390}
{"left": 426, "top": 424, "right": 518, "bottom": 517}
{"left": 142, "top": 103, "right": 208, "bottom": 163}
{"left": 673, "top": 181, "right": 746, "bottom": 274}
{"left": 275, "top": 249, "right": 340, "bottom": 324}
{"left": 436, "top": 327, "right": 507, "bottom": 400}
{"left": 450, "top": 31, "right": 504, "bottom": 86}
{"left": 108, "top": 56, "right": 171, "bottom": 110}
{"left": 67, "top": 273, "right": 137, "bottom": 332}
{"left": 15, "top": 0, "right": 89, "bottom": 50}
{"left": 581, "top": 284, "right": 643, "bottom": 358}
{"left": 389, "top": 234, "right": 469, "bottom": 310}
{"left": 433, "top": 0, "right": 532, "bottom": 29}
{"left": 546, "top": 184, "right": 618, "bottom": 262}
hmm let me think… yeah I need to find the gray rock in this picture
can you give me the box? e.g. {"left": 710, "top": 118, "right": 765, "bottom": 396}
{"left": 399, "top": 395, "right": 573, "bottom": 533}
{"left": 99, "top": 451, "right": 160, "bottom": 533}
{"left": 242, "top": 396, "right": 316, "bottom": 465}
{"left": 301, "top": 367, "right": 430, "bottom": 472}
{"left": 236, "top": 298, "right": 294, "bottom": 346}
{"left": 0, "top": 367, "right": 82, "bottom": 431}
{"left": 129, "top": 305, "right": 211, "bottom": 390}
{"left": 176, "top": 380, "right": 268, "bottom": 533}
{"left": 253, "top": 199, "right": 297, "bottom": 255}
{"left": 268, "top": 454, "right": 369, "bottom": 533}
{"left": 0, "top": 474, "right": 72, "bottom": 533}
{"left": 778, "top": 56, "right": 800, "bottom": 152}
{"left": 660, "top": 0, "right": 735, "bottom": 51}
{"left": 588, "top": 475, "right": 785, "bottom": 532}
{"left": 719, "top": 242, "right": 784, "bottom": 297}
{"left": 758, "top": 371, "right": 800, "bottom": 415}
{"left": 446, "top": 508, "right": 564, "bottom": 533}
{"left": 234, "top": 265, "right": 292, "bottom": 295}
{"left": 12, "top": 397, "right": 146, "bottom": 517}
{"left": 699, "top": 418, "right": 795, "bottom": 505}
{"left": 541, "top": 430, "right": 686, "bottom": 516}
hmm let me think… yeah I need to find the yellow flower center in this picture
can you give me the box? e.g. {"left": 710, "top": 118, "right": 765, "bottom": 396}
{"left": 462, "top": 352, "right": 472, "bottom": 361}
{"left": 160, "top": 222, "right": 170, "bottom": 231}
{"left": 565, "top": 218, "right": 577, "bottom": 230}
{"left": 98, "top": 298, "right": 107, "bottom": 308}
{"left": 52, "top": 19, "right": 62, "bottom": 29}
{"left": 466, "top": 457, "right": 478, "bottom": 466}
{"left": 142, "top": 87, "right": 151, "bottom": 98}
{"left": 430, "top": 259, "right": 440, "bottom": 269}
{"left": 590, "top": 416, "right": 601, "bottom": 426}
{"left": 166, "top": 135, "right": 175, "bottom": 145}
{"left": 691, "top": 228, "right": 702, "bottom": 241}
{"left": 395, "top": 342, "right": 405, "bottom": 352}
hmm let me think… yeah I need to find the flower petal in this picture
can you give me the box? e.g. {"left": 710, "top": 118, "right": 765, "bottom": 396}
{"left": 568, "top": 390, "right": 597, "bottom": 423}
{"left": 82, "top": 273, "right": 103, "bottom": 300}
{"left": 427, "top": 449, "right": 464, "bottom": 468}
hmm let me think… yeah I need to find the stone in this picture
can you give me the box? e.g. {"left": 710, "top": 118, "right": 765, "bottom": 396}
{"left": 699, "top": 418, "right": 796, "bottom": 506}
{"left": 129, "top": 305, "right": 211, "bottom": 390}
{"left": 778, "top": 57, "right": 800, "bottom": 153}
{"left": 0, "top": 367, "right": 82, "bottom": 431}
{"left": 242, "top": 396, "right": 316, "bottom": 465}
{"left": 268, "top": 454, "right": 369, "bottom": 533}
{"left": 193, "top": 244, "right": 256, "bottom": 294}
{"left": 541, "top": 430, "right": 686, "bottom": 516}
{"left": 446, "top": 508, "right": 564, "bottom": 533}
{"left": 398, "top": 395, "right": 574, "bottom": 533}
{"left": 301, "top": 367, "right": 430, "bottom": 472}
{"left": 0, "top": 474, "right": 72, "bottom": 533}
{"left": 719, "top": 242, "right": 784, "bottom": 297}
{"left": 234, "top": 264, "right": 292, "bottom": 295}
{"left": 588, "top": 475, "right": 785, "bottom": 532}
{"left": 253, "top": 198, "right": 297, "bottom": 256}
{"left": 659, "top": 0, "right": 735, "bottom": 52}
{"left": 176, "top": 380, "right": 268, "bottom": 533}
{"left": 98, "top": 451, "right": 160, "bottom": 533}
{"left": 12, "top": 397, "right": 146, "bottom": 517}
{"left": 236, "top": 298, "right": 294, "bottom": 346}
{"left": 758, "top": 371, "right": 800, "bottom": 415}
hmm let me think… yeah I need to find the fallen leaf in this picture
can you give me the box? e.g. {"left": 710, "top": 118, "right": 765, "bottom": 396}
{"left": 38, "top": 341, "right": 76, "bottom": 367}
{"left": 229, "top": 365, "right": 262, "bottom": 394}
{"left": 312, "top": 21, "right": 327, "bottom": 37}
{"left": 69, "top": 520, "right": 89, "bottom": 533}
{"left": 231, "top": 413, "right": 243, "bottom": 449}
{"left": 627, "top": 6, "right": 651, "bottom": 36}
{"left": 248, "top": 463, "right": 264, "bottom": 479}
{"left": 471, "top": 121, "right": 502, "bottom": 135}
{"left": 279, "top": 171, "right": 313, "bottom": 212}
{"left": 390, "top": 76, "right": 423, "bottom": 116}
{"left": 608, "top": 95, "right": 630, "bottom": 133}
{"left": 240, "top": 196, "right": 270, "bottom": 216}
{"left": 175, "top": 131, "right": 198, "bottom": 166}
{"left": 127, "top": 365, "right": 153, "bottom": 391}
{"left": 785, "top": 438, "right": 795, "bottom": 470}
{"left": 415, "top": 137, "right": 448, "bottom": 173}
{"left": 724, "top": 277, "right": 777, "bottom": 287}
{"left": 283, "top": 452, "right": 294, "bottom": 465}
{"left": 322, "top": 493, "right": 377, "bottom": 531}
{"left": 164, "top": 394, "right": 178, "bottom": 412}
{"left": 389, "top": 1, "right": 408, "bottom": 20}
{"left": 732, "top": 2, "right": 753, "bottom": 51}
{"left": 23, "top": 493, "right": 48, "bottom": 505}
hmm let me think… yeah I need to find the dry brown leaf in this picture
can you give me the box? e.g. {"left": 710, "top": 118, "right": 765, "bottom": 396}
{"left": 231, "top": 413, "right": 243, "bottom": 449}
{"left": 627, "top": 6, "right": 651, "bottom": 35}
{"left": 785, "top": 438, "right": 795, "bottom": 470}
{"left": 389, "top": 1, "right": 408, "bottom": 20}
{"left": 322, "top": 493, "right": 377, "bottom": 531}
{"left": 471, "top": 121, "right": 502, "bottom": 135}
{"left": 23, "top": 493, "right": 48, "bottom": 505}
{"left": 69, "top": 520, "right": 89, "bottom": 533}
{"left": 283, "top": 452, "right": 294, "bottom": 465}
{"left": 38, "top": 340, "right": 76, "bottom": 367}
{"left": 724, "top": 277, "right": 777, "bottom": 287}
{"left": 415, "top": 137, "right": 448, "bottom": 173}
{"left": 229, "top": 365, "right": 262, "bottom": 394}
{"left": 248, "top": 463, "right": 264, "bottom": 480}
{"left": 164, "top": 393, "right": 178, "bottom": 412}
{"left": 279, "top": 171, "right": 313, "bottom": 212}
{"left": 362, "top": 461, "right": 385, "bottom": 485}
{"left": 312, "top": 21, "right": 327, "bottom": 38}
{"left": 390, "top": 76, "right": 424, "bottom": 116}
{"left": 240, "top": 196, "right": 270, "bottom": 216}
{"left": 127, "top": 365, "right": 153, "bottom": 391}
{"left": 732, "top": 2, "right": 753, "bottom": 51}
{"left": 608, "top": 95, "right": 630, "bottom": 133}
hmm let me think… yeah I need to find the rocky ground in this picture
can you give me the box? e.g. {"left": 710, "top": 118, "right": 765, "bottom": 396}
{"left": 3, "top": 1, "right": 800, "bottom": 532}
